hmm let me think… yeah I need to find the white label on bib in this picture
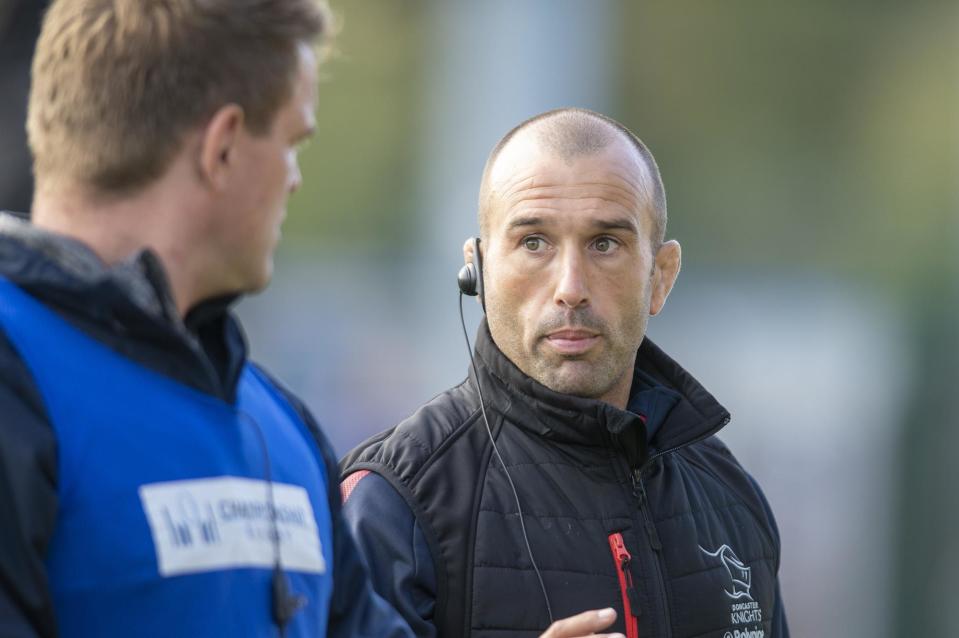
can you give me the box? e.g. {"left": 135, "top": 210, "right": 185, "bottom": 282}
{"left": 139, "top": 476, "right": 325, "bottom": 576}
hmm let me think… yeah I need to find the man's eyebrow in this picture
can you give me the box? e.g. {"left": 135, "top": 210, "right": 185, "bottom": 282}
{"left": 504, "top": 215, "right": 639, "bottom": 234}
{"left": 505, "top": 215, "right": 546, "bottom": 231}
{"left": 592, "top": 217, "right": 639, "bottom": 234}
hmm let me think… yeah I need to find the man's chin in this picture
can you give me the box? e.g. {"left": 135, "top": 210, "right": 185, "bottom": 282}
{"left": 533, "top": 360, "right": 610, "bottom": 399}
{"left": 231, "top": 261, "right": 273, "bottom": 297}
{"left": 246, "top": 271, "right": 272, "bottom": 294}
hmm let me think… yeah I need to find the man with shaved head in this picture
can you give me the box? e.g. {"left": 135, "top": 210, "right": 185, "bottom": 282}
{"left": 341, "top": 109, "right": 789, "bottom": 638}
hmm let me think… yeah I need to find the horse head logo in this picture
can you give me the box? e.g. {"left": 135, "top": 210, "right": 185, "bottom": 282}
{"left": 699, "top": 544, "right": 753, "bottom": 600}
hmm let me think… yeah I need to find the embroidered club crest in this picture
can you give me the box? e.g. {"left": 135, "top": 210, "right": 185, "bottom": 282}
{"left": 700, "top": 544, "right": 753, "bottom": 600}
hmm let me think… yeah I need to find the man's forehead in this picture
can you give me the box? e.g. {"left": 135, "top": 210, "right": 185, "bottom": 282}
{"left": 481, "top": 136, "right": 662, "bottom": 245}
{"left": 488, "top": 140, "right": 650, "bottom": 215}
{"left": 488, "top": 133, "right": 648, "bottom": 195}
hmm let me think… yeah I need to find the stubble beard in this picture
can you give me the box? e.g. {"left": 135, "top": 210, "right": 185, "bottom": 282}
{"left": 490, "top": 303, "right": 649, "bottom": 402}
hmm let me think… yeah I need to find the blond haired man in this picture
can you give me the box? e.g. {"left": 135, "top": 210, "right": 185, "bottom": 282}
{"left": 0, "top": 1, "right": 412, "bottom": 636}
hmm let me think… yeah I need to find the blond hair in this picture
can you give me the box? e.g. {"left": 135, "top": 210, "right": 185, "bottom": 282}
{"left": 28, "top": 0, "right": 330, "bottom": 194}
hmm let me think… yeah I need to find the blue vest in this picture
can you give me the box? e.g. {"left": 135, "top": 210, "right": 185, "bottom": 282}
{"left": 0, "top": 278, "right": 334, "bottom": 637}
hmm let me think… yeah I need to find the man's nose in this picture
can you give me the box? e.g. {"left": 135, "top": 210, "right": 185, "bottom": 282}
{"left": 553, "top": 248, "right": 589, "bottom": 309}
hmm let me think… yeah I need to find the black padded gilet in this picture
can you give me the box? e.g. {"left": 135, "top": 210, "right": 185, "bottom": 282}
{"left": 342, "top": 323, "right": 781, "bottom": 637}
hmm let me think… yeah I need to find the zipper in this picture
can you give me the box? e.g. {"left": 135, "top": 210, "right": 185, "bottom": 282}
{"left": 627, "top": 465, "right": 671, "bottom": 635}
{"left": 607, "top": 532, "right": 640, "bottom": 638}
{"left": 631, "top": 470, "right": 662, "bottom": 551}
{"left": 612, "top": 411, "right": 731, "bottom": 637}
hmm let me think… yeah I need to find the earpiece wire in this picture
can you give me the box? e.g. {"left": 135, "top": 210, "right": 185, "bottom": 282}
{"left": 458, "top": 292, "right": 554, "bottom": 624}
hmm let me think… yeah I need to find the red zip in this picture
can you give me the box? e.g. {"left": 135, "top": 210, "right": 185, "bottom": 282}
{"left": 608, "top": 532, "right": 640, "bottom": 638}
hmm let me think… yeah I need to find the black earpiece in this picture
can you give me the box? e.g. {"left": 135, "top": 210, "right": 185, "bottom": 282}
{"left": 238, "top": 412, "right": 307, "bottom": 636}
{"left": 456, "top": 263, "right": 478, "bottom": 296}
{"left": 272, "top": 566, "right": 307, "bottom": 633}
{"left": 457, "top": 237, "right": 484, "bottom": 311}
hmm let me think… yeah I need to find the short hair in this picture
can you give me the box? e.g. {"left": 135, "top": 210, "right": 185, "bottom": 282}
{"left": 27, "top": 0, "right": 331, "bottom": 194}
{"left": 478, "top": 108, "right": 667, "bottom": 247}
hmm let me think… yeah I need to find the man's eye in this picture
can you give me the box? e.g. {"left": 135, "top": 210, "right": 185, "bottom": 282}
{"left": 523, "top": 237, "right": 543, "bottom": 251}
{"left": 594, "top": 237, "right": 615, "bottom": 253}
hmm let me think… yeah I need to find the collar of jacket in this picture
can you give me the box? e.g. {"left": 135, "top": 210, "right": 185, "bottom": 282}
{"left": 470, "top": 318, "right": 731, "bottom": 466}
{"left": 0, "top": 211, "right": 248, "bottom": 401}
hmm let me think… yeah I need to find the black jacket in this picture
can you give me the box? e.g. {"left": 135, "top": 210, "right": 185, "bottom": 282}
{"left": 342, "top": 320, "right": 788, "bottom": 637}
{"left": 0, "top": 213, "right": 410, "bottom": 637}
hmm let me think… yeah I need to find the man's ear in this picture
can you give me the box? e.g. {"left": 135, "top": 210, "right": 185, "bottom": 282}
{"left": 198, "top": 104, "right": 244, "bottom": 190}
{"left": 462, "top": 237, "right": 477, "bottom": 266}
{"left": 650, "top": 240, "right": 681, "bottom": 316}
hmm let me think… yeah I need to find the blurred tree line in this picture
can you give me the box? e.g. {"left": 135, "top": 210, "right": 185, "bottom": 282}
{"left": 294, "top": 1, "right": 956, "bottom": 291}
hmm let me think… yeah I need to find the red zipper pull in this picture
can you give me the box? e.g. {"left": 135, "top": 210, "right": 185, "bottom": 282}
{"left": 608, "top": 532, "right": 641, "bottom": 638}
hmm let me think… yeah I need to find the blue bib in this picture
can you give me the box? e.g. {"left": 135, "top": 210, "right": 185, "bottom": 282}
{"left": 0, "top": 278, "right": 334, "bottom": 637}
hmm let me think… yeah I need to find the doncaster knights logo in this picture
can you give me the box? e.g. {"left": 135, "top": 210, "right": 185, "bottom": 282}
{"left": 699, "top": 543, "right": 753, "bottom": 600}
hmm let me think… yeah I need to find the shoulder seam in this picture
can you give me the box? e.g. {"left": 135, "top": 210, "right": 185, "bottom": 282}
{"left": 676, "top": 443, "right": 778, "bottom": 552}
{"left": 410, "top": 405, "right": 483, "bottom": 485}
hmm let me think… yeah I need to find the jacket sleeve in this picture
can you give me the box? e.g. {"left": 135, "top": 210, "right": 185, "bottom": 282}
{"left": 770, "top": 581, "right": 789, "bottom": 637}
{"left": 341, "top": 471, "right": 438, "bottom": 638}
{"left": 263, "top": 377, "right": 414, "bottom": 638}
{"left": 0, "top": 331, "right": 59, "bottom": 638}
{"left": 322, "top": 457, "right": 415, "bottom": 637}
{"left": 746, "top": 472, "right": 789, "bottom": 638}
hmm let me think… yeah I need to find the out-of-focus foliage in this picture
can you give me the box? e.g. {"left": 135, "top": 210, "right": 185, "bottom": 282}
{"left": 619, "top": 2, "right": 958, "bottom": 291}
{"left": 289, "top": 0, "right": 957, "bottom": 287}
{"left": 285, "top": 0, "right": 429, "bottom": 252}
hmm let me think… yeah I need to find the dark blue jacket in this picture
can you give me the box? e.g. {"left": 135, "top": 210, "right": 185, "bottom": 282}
{"left": 0, "top": 213, "right": 411, "bottom": 638}
{"left": 341, "top": 321, "right": 789, "bottom": 637}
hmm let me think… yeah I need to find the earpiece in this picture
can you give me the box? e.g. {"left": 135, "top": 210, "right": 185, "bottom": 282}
{"left": 457, "top": 237, "right": 485, "bottom": 311}
{"left": 456, "top": 263, "right": 478, "bottom": 296}
{"left": 239, "top": 412, "right": 307, "bottom": 636}
{"left": 272, "top": 566, "right": 307, "bottom": 632}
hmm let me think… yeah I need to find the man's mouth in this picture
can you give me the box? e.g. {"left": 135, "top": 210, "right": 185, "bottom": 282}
{"left": 544, "top": 329, "right": 600, "bottom": 356}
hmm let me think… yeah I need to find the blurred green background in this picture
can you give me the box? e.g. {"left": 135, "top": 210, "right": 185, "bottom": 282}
{"left": 2, "top": 1, "right": 956, "bottom": 636}
{"left": 290, "top": 1, "right": 957, "bottom": 289}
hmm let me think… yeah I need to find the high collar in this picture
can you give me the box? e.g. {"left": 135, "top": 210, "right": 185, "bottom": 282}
{"left": 471, "top": 319, "right": 731, "bottom": 467}
{"left": 0, "top": 211, "right": 248, "bottom": 402}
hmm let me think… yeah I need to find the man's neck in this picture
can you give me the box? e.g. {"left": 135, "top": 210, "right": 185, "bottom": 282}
{"left": 596, "top": 364, "right": 635, "bottom": 410}
{"left": 31, "top": 180, "right": 205, "bottom": 317}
